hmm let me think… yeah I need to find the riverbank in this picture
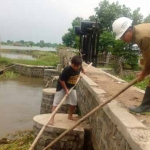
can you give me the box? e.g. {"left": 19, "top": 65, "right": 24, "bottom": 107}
{"left": 0, "top": 130, "right": 34, "bottom": 150}
{"left": 0, "top": 47, "right": 75, "bottom": 149}
{"left": 0, "top": 49, "right": 59, "bottom": 67}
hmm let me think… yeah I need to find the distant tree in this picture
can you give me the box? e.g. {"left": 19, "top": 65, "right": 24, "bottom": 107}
{"left": 19, "top": 40, "right": 25, "bottom": 45}
{"left": 7, "top": 40, "right": 13, "bottom": 45}
{"left": 72, "top": 17, "right": 83, "bottom": 28}
{"left": 99, "top": 31, "right": 115, "bottom": 54}
{"left": 144, "top": 14, "right": 150, "bottom": 23}
{"left": 95, "top": 0, "right": 132, "bottom": 31}
{"left": 28, "top": 41, "right": 34, "bottom": 47}
{"left": 62, "top": 17, "right": 83, "bottom": 48}
{"left": 62, "top": 29, "right": 75, "bottom": 47}
{"left": 39, "top": 40, "right": 45, "bottom": 48}
{"left": 52, "top": 43, "right": 58, "bottom": 48}
{"left": 131, "top": 7, "right": 143, "bottom": 25}
{"left": 45, "top": 43, "right": 52, "bottom": 47}
{"left": 94, "top": 0, "right": 141, "bottom": 70}
{"left": 89, "top": 15, "right": 97, "bottom": 22}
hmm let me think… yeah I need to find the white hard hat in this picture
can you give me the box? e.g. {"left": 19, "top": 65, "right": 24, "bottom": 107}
{"left": 112, "top": 17, "right": 133, "bottom": 40}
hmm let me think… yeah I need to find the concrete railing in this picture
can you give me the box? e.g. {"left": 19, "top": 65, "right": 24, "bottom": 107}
{"left": 12, "top": 63, "right": 56, "bottom": 77}
{"left": 76, "top": 67, "right": 150, "bottom": 150}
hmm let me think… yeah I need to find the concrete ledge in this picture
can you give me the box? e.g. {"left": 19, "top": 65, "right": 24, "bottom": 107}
{"left": 33, "top": 113, "right": 84, "bottom": 132}
{"left": 33, "top": 114, "right": 85, "bottom": 150}
{"left": 12, "top": 63, "right": 56, "bottom": 77}
{"left": 102, "top": 68, "right": 145, "bottom": 94}
{"left": 77, "top": 65, "right": 150, "bottom": 150}
{"left": 13, "top": 63, "right": 55, "bottom": 68}
{"left": 103, "top": 101, "right": 149, "bottom": 150}
{"left": 42, "top": 88, "right": 56, "bottom": 95}
{"left": 81, "top": 75, "right": 106, "bottom": 103}
{"left": 81, "top": 75, "right": 98, "bottom": 87}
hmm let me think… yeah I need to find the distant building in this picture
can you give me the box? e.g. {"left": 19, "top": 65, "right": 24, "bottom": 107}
{"left": 13, "top": 43, "right": 23, "bottom": 46}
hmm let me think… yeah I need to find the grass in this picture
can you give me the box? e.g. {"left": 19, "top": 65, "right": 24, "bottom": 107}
{"left": 0, "top": 50, "right": 59, "bottom": 66}
{"left": 121, "top": 74, "right": 149, "bottom": 90}
{"left": 0, "top": 71, "right": 19, "bottom": 80}
{"left": 0, "top": 131, "right": 34, "bottom": 150}
{"left": 0, "top": 49, "right": 59, "bottom": 79}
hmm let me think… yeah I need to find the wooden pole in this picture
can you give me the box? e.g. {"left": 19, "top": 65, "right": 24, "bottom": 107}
{"left": 29, "top": 63, "right": 92, "bottom": 150}
{"left": 43, "top": 77, "right": 138, "bottom": 150}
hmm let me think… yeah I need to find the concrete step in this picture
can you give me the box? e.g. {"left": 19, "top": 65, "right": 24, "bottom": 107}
{"left": 33, "top": 113, "right": 85, "bottom": 150}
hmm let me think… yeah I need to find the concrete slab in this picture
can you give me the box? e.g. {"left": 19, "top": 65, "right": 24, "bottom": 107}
{"left": 42, "top": 88, "right": 56, "bottom": 95}
{"left": 33, "top": 113, "right": 84, "bottom": 132}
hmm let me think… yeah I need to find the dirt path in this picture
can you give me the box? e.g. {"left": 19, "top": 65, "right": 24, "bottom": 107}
{"left": 85, "top": 66, "right": 150, "bottom": 128}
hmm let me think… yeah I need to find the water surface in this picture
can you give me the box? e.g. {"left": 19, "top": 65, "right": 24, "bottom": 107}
{"left": 0, "top": 45, "right": 56, "bottom": 51}
{"left": 0, "top": 76, "right": 44, "bottom": 138}
{"left": 1, "top": 52, "right": 36, "bottom": 60}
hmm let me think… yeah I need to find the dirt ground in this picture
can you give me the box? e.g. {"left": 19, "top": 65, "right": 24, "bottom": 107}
{"left": 85, "top": 65, "right": 150, "bottom": 128}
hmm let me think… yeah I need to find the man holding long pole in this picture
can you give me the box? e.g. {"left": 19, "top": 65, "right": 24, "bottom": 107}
{"left": 112, "top": 17, "right": 150, "bottom": 114}
{"left": 49, "top": 55, "right": 85, "bottom": 125}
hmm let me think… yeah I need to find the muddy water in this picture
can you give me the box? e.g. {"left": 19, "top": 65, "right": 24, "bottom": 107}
{"left": 1, "top": 52, "right": 36, "bottom": 60}
{"left": 0, "top": 76, "right": 44, "bottom": 138}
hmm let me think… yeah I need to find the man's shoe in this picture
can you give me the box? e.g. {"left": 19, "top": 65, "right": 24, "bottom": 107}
{"left": 129, "top": 106, "right": 150, "bottom": 115}
{"left": 129, "top": 86, "right": 150, "bottom": 115}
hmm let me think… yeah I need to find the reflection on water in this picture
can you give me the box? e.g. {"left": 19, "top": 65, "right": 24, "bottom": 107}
{"left": 1, "top": 52, "right": 36, "bottom": 60}
{"left": 0, "top": 76, "right": 44, "bottom": 138}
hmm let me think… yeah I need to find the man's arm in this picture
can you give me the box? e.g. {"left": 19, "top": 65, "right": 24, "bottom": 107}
{"left": 81, "top": 65, "right": 85, "bottom": 74}
{"left": 138, "top": 37, "right": 150, "bottom": 81}
{"left": 59, "top": 80, "right": 69, "bottom": 95}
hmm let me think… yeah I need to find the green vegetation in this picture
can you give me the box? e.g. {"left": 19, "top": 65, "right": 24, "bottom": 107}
{"left": 2, "top": 40, "right": 59, "bottom": 48}
{"left": 63, "top": 0, "right": 150, "bottom": 49}
{"left": 62, "top": 0, "right": 150, "bottom": 72}
{"left": 0, "top": 71, "right": 19, "bottom": 79}
{"left": 62, "top": 17, "right": 83, "bottom": 48}
{"left": 0, "top": 131, "right": 34, "bottom": 150}
{"left": 122, "top": 74, "right": 149, "bottom": 90}
{"left": 0, "top": 49, "right": 59, "bottom": 79}
{"left": 0, "top": 50, "right": 59, "bottom": 66}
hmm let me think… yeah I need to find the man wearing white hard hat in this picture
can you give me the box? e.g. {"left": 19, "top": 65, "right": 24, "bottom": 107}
{"left": 112, "top": 17, "right": 150, "bottom": 114}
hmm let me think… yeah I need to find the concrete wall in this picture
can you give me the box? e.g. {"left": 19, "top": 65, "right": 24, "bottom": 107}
{"left": 40, "top": 88, "right": 68, "bottom": 114}
{"left": 76, "top": 74, "right": 149, "bottom": 150}
{"left": 44, "top": 69, "right": 60, "bottom": 84}
{"left": 12, "top": 63, "right": 56, "bottom": 77}
{"left": 33, "top": 114, "right": 85, "bottom": 150}
{"left": 36, "top": 63, "right": 150, "bottom": 150}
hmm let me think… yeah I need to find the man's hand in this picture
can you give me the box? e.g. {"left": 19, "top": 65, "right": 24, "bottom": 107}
{"left": 137, "top": 71, "right": 147, "bottom": 82}
{"left": 65, "top": 89, "right": 69, "bottom": 95}
{"left": 82, "top": 68, "right": 85, "bottom": 74}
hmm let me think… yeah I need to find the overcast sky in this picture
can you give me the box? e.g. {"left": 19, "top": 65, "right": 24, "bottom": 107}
{"left": 0, "top": 0, "right": 150, "bottom": 44}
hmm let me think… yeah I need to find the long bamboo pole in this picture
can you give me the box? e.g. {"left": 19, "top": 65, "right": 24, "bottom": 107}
{"left": 29, "top": 63, "right": 92, "bottom": 150}
{"left": 43, "top": 77, "right": 138, "bottom": 150}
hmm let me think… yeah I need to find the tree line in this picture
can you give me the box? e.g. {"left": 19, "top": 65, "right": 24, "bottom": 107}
{"left": 1, "top": 40, "right": 59, "bottom": 48}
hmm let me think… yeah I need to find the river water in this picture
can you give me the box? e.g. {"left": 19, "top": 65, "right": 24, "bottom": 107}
{"left": 0, "top": 45, "right": 56, "bottom": 51}
{"left": 1, "top": 52, "right": 36, "bottom": 60}
{"left": 0, "top": 76, "right": 44, "bottom": 138}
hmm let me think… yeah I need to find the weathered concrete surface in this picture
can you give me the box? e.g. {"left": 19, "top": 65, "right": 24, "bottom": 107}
{"left": 40, "top": 88, "right": 68, "bottom": 114}
{"left": 12, "top": 63, "right": 55, "bottom": 77}
{"left": 76, "top": 63, "right": 150, "bottom": 150}
{"left": 40, "top": 63, "right": 150, "bottom": 150}
{"left": 33, "top": 114, "right": 84, "bottom": 150}
{"left": 44, "top": 69, "right": 60, "bottom": 84}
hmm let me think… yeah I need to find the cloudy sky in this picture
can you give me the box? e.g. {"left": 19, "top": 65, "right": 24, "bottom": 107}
{"left": 0, "top": 0, "right": 149, "bottom": 44}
